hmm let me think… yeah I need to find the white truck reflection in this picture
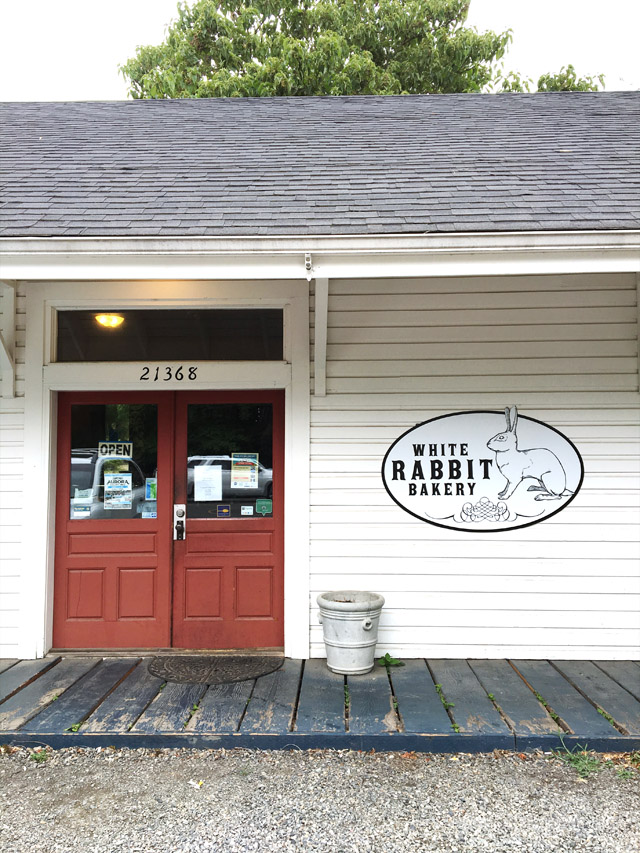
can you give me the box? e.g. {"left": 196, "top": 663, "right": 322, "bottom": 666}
{"left": 70, "top": 449, "right": 147, "bottom": 519}
{"left": 186, "top": 456, "right": 273, "bottom": 500}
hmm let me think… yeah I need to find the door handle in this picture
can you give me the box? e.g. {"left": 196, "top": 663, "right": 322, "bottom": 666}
{"left": 173, "top": 504, "right": 186, "bottom": 541}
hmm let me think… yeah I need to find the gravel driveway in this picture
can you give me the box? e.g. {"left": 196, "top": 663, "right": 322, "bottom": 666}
{"left": 1, "top": 746, "right": 638, "bottom": 852}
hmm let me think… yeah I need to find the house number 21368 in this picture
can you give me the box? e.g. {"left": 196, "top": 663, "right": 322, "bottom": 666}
{"left": 140, "top": 366, "right": 198, "bottom": 381}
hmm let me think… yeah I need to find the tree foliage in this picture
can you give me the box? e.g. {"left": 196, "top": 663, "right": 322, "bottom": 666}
{"left": 536, "top": 64, "right": 604, "bottom": 92}
{"left": 121, "top": 1, "right": 604, "bottom": 99}
{"left": 121, "top": 0, "right": 512, "bottom": 98}
{"left": 498, "top": 64, "right": 604, "bottom": 93}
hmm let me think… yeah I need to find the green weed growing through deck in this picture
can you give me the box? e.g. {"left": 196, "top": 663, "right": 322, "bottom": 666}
{"left": 597, "top": 707, "right": 617, "bottom": 727}
{"left": 183, "top": 702, "right": 200, "bottom": 729}
{"left": 434, "top": 683, "right": 459, "bottom": 732}
{"left": 434, "top": 683, "right": 454, "bottom": 710}
{"left": 533, "top": 690, "right": 562, "bottom": 725}
{"left": 377, "top": 653, "right": 405, "bottom": 668}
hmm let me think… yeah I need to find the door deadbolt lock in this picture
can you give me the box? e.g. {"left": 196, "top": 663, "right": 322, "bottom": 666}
{"left": 173, "top": 504, "right": 186, "bottom": 540}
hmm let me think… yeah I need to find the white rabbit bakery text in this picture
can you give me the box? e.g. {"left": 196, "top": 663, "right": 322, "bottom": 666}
{"left": 390, "top": 443, "right": 494, "bottom": 497}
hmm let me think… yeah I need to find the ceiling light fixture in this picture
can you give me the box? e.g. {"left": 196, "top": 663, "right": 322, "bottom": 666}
{"left": 95, "top": 313, "right": 124, "bottom": 328}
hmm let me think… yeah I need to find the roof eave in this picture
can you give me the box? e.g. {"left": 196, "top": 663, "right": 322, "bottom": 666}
{"left": 1, "top": 229, "right": 639, "bottom": 281}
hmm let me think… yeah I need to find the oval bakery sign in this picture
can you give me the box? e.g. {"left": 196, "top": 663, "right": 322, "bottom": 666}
{"left": 381, "top": 407, "right": 584, "bottom": 533}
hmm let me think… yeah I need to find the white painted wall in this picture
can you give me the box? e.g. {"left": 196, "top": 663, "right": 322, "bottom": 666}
{"left": 1, "top": 269, "right": 639, "bottom": 660}
{"left": 0, "top": 283, "right": 25, "bottom": 656}
{"left": 309, "top": 273, "right": 640, "bottom": 660}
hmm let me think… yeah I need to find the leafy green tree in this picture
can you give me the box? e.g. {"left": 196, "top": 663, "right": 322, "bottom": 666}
{"left": 536, "top": 64, "right": 604, "bottom": 92}
{"left": 497, "top": 65, "right": 604, "bottom": 93}
{"left": 121, "top": 0, "right": 512, "bottom": 98}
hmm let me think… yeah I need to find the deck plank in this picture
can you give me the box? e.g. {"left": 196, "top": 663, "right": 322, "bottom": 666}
{"left": 190, "top": 681, "right": 253, "bottom": 733}
{"left": 81, "top": 662, "right": 164, "bottom": 733}
{"left": 594, "top": 661, "right": 640, "bottom": 702}
{"left": 389, "top": 660, "right": 452, "bottom": 734}
{"left": 553, "top": 661, "right": 640, "bottom": 735}
{"left": 25, "top": 659, "right": 139, "bottom": 733}
{"left": 428, "top": 660, "right": 510, "bottom": 735}
{"left": 390, "top": 660, "right": 451, "bottom": 734}
{"left": 0, "top": 658, "right": 98, "bottom": 731}
{"left": 0, "top": 660, "right": 19, "bottom": 676}
{"left": 512, "top": 660, "right": 617, "bottom": 737}
{"left": 295, "top": 659, "right": 345, "bottom": 733}
{"left": 0, "top": 657, "right": 61, "bottom": 704}
{"left": 240, "top": 659, "right": 301, "bottom": 733}
{"left": 133, "top": 682, "right": 207, "bottom": 733}
{"left": 469, "top": 660, "right": 558, "bottom": 736}
{"left": 348, "top": 665, "right": 399, "bottom": 734}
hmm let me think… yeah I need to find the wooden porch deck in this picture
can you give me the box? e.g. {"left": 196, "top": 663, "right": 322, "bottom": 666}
{"left": 1, "top": 656, "right": 639, "bottom": 753}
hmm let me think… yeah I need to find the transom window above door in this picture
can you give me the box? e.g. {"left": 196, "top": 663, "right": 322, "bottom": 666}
{"left": 56, "top": 309, "right": 284, "bottom": 362}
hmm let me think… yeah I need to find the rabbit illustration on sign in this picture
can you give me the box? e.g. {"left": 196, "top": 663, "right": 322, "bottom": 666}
{"left": 487, "top": 407, "right": 572, "bottom": 501}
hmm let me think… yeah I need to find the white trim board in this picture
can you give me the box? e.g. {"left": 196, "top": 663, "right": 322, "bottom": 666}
{"left": 21, "top": 279, "right": 310, "bottom": 659}
{"left": 2, "top": 231, "right": 639, "bottom": 280}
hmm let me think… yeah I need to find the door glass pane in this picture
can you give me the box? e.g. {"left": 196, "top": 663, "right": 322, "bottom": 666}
{"left": 69, "top": 404, "right": 158, "bottom": 520}
{"left": 186, "top": 404, "right": 273, "bottom": 519}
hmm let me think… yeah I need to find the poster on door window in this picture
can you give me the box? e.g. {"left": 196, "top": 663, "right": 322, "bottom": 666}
{"left": 145, "top": 478, "right": 157, "bottom": 500}
{"left": 194, "top": 464, "right": 222, "bottom": 501}
{"left": 231, "top": 453, "right": 259, "bottom": 489}
{"left": 104, "top": 473, "right": 133, "bottom": 510}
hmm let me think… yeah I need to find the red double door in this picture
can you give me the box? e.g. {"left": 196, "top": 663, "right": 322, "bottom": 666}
{"left": 53, "top": 391, "right": 284, "bottom": 650}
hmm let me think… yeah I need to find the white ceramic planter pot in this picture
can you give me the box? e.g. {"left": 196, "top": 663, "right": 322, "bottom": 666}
{"left": 317, "top": 590, "right": 385, "bottom": 675}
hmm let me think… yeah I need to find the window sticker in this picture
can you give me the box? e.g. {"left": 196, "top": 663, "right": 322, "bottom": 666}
{"left": 256, "top": 499, "right": 272, "bottom": 516}
{"left": 72, "top": 505, "right": 91, "bottom": 519}
{"left": 194, "top": 465, "right": 222, "bottom": 501}
{"left": 145, "top": 478, "right": 157, "bottom": 500}
{"left": 104, "top": 473, "right": 133, "bottom": 510}
{"left": 241, "top": 505, "right": 254, "bottom": 516}
{"left": 217, "top": 504, "right": 231, "bottom": 518}
{"left": 73, "top": 488, "right": 92, "bottom": 502}
{"left": 231, "top": 453, "right": 259, "bottom": 489}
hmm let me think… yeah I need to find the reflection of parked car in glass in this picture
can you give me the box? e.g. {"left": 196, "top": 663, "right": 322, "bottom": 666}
{"left": 187, "top": 456, "right": 273, "bottom": 500}
{"left": 70, "top": 449, "right": 147, "bottom": 518}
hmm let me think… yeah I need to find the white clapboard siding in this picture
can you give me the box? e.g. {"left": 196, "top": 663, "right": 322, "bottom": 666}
{"left": 310, "top": 272, "right": 640, "bottom": 659}
{"left": 311, "top": 573, "right": 640, "bottom": 593}
{"left": 328, "top": 273, "right": 634, "bottom": 296}
{"left": 326, "top": 323, "right": 638, "bottom": 345}
{"left": 308, "top": 554, "right": 639, "bottom": 574}
{"left": 328, "top": 340, "right": 637, "bottom": 361}
{"left": 311, "top": 608, "right": 638, "bottom": 630}
{"left": 0, "top": 285, "right": 25, "bottom": 655}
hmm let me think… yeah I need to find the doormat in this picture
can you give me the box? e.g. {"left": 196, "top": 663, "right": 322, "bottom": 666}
{"left": 148, "top": 655, "right": 283, "bottom": 685}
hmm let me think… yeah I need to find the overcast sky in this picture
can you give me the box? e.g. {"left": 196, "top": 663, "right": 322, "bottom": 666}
{"left": 0, "top": 0, "right": 638, "bottom": 101}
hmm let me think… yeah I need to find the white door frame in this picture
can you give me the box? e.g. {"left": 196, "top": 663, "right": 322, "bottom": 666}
{"left": 22, "top": 279, "right": 310, "bottom": 658}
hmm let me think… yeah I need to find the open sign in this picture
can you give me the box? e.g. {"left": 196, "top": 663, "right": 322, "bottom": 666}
{"left": 97, "top": 441, "right": 133, "bottom": 457}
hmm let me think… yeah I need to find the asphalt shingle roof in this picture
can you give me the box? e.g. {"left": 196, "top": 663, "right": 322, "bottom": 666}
{"left": 1, "top": 93, "right": 639, "bottom": 238}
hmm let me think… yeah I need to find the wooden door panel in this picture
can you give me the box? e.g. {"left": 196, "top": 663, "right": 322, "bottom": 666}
{"left": 171, "top": 391, "right": 284, "bottom": 649}
{"left": 185, "top": 531, "right": 273, "bottom": 553}
{"left": 236, "top": 566, "right": 275, "bottom": 618}
{"left": 184, "top": 567, "right": 223, "bottom": 619}
{"left": 66, "top": 569, "right": 105, "bottom": 619}
{"left": 67, "top": 531, "right": 158, "bottom": 555}
{"left": 53, "top": 392, "right": 173, "bottom": 649}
